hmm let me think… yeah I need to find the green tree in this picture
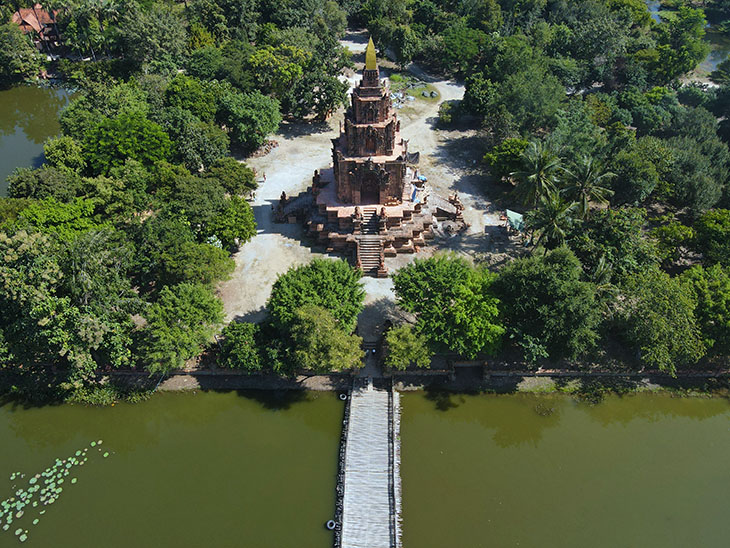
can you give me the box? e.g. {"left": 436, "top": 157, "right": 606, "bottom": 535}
{"left": 384, "top": 324, "right": 433, "bottom": 370}
{"left": 17, "top": 197, "right": 103, "bottom": 241}
{"left": 511, "top": 140, "right": 562, "bottom": 207}
{"left": 561, "top": 156, "right": 615, "bottom": 219}
{"left": 84, "top": 112, "right": 171, "bottom": 175}
{"left": 483, "top": 138, "right": 528, "bottom": 182}
{"left": 392, "top": 254, "right": 504, "bottom": 358}
{"left": 44, "top": 136, "right": 86, "bottom": 173}
{"left": 567, "top": 208, "right": 658, "bottom": 283}
{"left": 0, "top": 22, "right": 43, "bottom": 83}
{"left": 268, "top": 259, "right": 364, "bottom": 332}
{"left": 493, "top": 247, "right": 601, "bottom": 361}
{"left": 695, "top": 209, "right": 730, "bottom": 266}
{"left": 681, "top": 264, "right": 730, "bottom": 353}
{"left": 289, "top": 304, "right": 364, "bottom": 372}
{"left": 220, "top": 321, "right": 261, "bottom": 371}
{"left": 134, "top": 214, "right": 234, "bottom": 289}
{"left": 142, "top": 283, "right": 224, "bottom": 374}
{"left": 609, "top": 147, "right": 661, "bottom": 205}
{"left": 206, "top": 157, "right": 257, "bottom": 195}
{"left": 164, "top": 74, "right": 217, "bottom": 122}
{"left": 218, "top": 90, "right": 282, "bottom": 152}
{"left": 650, "top": 220, "right": 695, "bottom": 265}
{"left": 7, "top": 166, "right": 81, "bottom": 201}
{"left": 652, "top": 7, "right": 710, "bottom": 82}
{"left": 248, "top": 44, "right": 310, "bottom": 97}
{"left": 391, "top": 25, "right": 420, "bottom": 67}
{"left": 154, "top": 107, "right": 228, "bottom": 171}
{"left": 526, "top": 192, "right": 577, "bottom": 250}
{"left": 499, "top": 65, "right": 564, "bottom": 133}
{"left": 206, "top": 196, "right": 257, "bottom": 250}
{"left": 619, "top": 267, "right": 705, "bottom": 375}
{"left": 117, "top": 3, "right": 188, "bottom": 71}
{"left": 0, "top": 230, "right": 136, "bottom": 382}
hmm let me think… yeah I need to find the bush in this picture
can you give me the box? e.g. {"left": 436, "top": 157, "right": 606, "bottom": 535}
{"left": 289, "top": 305, "right": 363, "bottom": 372}
{"left": 220, "top": 322, "right": 261, "bottom": 371}
{"left": 385, "top": 325, "right": 432, "bottom": 370}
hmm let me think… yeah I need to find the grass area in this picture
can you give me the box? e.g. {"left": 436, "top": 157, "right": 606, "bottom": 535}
{"left": 387, "top": 72, "right": 440, "bottom": 103}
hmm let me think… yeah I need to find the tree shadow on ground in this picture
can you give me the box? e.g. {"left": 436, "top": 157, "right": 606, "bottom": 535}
{"left": 279, "top": 120, "right": 335, "bottom": 139}
{"left": 232, "top": 306, "right": 266, "bottom": 323}
{"left": 356, "top": 297, "right": 410, "bottom": 341}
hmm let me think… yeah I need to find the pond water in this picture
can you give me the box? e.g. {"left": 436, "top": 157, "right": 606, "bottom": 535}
{"left": 0, "top": 85, "right": 72, "bottom": 197}
{"left": 400, "top": 392, "right": 730, "bottom": 548}
{"left": 0, "top": 391, "right": 342, "bottom": 547}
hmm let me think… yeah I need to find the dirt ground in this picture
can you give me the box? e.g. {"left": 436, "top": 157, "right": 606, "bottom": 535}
{"left": 218, "top": 30, "right": 511, "bottom": 338}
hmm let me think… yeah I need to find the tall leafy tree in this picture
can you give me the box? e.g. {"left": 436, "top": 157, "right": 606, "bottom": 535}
{"left": 392, "top": 254, "right": 504, "bottom": 358}
{"left": 493, "top": 247, "right": 601, "bottom": 362}
{"left": 267, "top": 259, "right": 364, "bottom": 332}
{"left": 83, "top": 112, "right": 171, "bottom": 175}
{"left": 142, "top": 283, "right": 224, "bottom": 373}
{"left": 619, "top": 267, "right": 705, "bottom": 375}
{"left": 0, "top": 22, "right": 43, "bottom": 83}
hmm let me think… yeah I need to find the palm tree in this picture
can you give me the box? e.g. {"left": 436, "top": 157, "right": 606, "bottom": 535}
{"left": 526, "top": 191, "right": 578, "bottom": 251}
{"left": 510, "top": 140, "right": 562, "bottom": 207}
{"left": 561, "top": 155, "right": 615, "bottom": 219}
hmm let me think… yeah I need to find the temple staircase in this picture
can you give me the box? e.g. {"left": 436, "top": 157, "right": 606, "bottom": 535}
{"left": 361, "top": 207, "right": 379, "bottom": 235}
{"left": 356, "top": 236, "right": 384, "bottom": 277}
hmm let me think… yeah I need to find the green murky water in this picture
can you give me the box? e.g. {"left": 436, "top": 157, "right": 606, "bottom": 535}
{"left": 0, "top": 86, "right": 72, "bottom": 196}
{"left": 0, "top": 391, "right": 341, "bottom": 547}
{"left": 401, "top": 392, "right": 730, "bottom": 548}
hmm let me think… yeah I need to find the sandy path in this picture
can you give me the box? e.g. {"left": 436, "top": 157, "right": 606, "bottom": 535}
{"left": 218, "top": 30, "right": 499, "bottom": 325}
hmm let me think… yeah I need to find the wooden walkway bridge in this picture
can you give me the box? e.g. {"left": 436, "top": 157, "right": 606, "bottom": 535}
{"left": 333, "top": 378, "right": 402, "bottom": 548}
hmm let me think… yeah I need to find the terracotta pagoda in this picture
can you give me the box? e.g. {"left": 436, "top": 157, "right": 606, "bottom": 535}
{"left": 276, "top": 38, "right": 464, "bottom": 276}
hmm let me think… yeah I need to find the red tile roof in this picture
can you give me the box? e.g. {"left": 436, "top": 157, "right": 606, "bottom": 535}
{"left": 11, "top": 4, "right": 56, "bottom": 35}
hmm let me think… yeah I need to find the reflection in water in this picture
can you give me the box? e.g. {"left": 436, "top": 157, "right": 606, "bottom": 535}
{"left": 0, "top": 86, "right": 72, "bottom": 195}
{"left": 401, "top": 392, "right": 730, "bottom": 548}
{"left": 0, "top": 86, "right": 69, "bottom": 143}
{"left": 0, "top": 391, "right": 342, "bottom": 548}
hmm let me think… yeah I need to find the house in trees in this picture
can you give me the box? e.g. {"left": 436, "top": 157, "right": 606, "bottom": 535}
{"left": 12, "top": 4, "right": 59, "bottom": 52}
{"left": 276, "top": 38, "right": 465, "bottom": 277}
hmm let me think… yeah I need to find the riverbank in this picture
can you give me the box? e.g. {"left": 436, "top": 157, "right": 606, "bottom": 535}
{"left": 92, "top": 368, "right": 730, "bottom": 399}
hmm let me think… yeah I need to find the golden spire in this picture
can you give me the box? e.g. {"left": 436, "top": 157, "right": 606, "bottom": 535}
{"left": 365, "top": 37, "right": 377, "bottom": 70}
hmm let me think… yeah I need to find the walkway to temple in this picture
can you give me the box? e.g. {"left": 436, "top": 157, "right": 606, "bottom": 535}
{"left": 336, "top": 378, "right": 401, "bottom": 548}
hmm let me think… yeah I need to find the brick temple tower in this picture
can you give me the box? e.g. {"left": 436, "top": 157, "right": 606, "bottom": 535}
{"left": 276, "top": 38, "right": 465, "bottom": 277}
{"left": 332, "top": 38, "right": 409, "bottom": 205}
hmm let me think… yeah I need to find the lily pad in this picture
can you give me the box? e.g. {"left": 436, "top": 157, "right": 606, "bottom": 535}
{"left": 19, "top": 533, "right": 27, "bottom": 542}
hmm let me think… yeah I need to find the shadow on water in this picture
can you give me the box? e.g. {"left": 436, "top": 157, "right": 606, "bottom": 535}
{"left": 232, "top": 389, "right": 311, "bottom": 410}
{"left": 423, "top": 386, "right": 465, "bottom": 411}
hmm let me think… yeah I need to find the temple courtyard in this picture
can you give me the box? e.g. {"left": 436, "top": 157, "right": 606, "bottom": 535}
{"left": 218, "top": 31, "right": 508, "bottom": 330}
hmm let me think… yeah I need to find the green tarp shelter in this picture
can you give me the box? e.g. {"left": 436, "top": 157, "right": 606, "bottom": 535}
{"left": 506, "top": 209, "right": 524, "bottom": 232}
